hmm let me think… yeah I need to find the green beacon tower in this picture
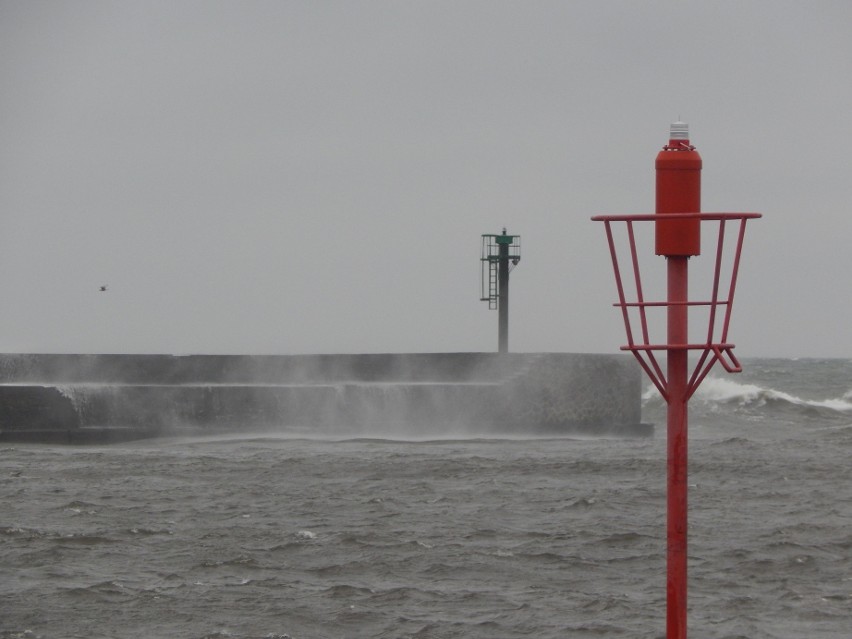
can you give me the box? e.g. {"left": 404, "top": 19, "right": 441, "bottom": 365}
{"left": 480, "top": 229, "right": 521, "bottom": 353}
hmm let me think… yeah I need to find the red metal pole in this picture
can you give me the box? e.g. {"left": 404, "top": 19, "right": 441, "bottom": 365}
{"left": 667, "top": 256, "right": 689, "bottom": 639}
{"left": 656, "top": 120, "right": 702, "bottom": 639}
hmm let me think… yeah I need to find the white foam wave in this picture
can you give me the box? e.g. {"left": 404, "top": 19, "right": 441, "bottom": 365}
{"left": 643, "top": 377, "right": 852, "bottom": 413}
{"left": 694, "top": 377, "right": 768, "bottom": 404}
{"left": 295, "top": 530, "right": 317, "bottom": 540}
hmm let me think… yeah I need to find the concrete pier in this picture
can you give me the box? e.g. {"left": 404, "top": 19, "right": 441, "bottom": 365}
{"left": 0, "top": 353, "right": 650, "bottom": 443}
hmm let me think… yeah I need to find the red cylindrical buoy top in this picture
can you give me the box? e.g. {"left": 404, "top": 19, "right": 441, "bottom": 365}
{"left": 655, "top": 121, "right": 702, "bottom": 256}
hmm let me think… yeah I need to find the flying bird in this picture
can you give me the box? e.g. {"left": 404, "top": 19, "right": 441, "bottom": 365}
{"left": 99, "top": 285, "right": 108, "bottom": 292}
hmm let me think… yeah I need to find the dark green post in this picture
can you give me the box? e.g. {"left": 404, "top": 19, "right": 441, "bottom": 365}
{"left": 496, "top": 231, "right": 512, "bottom": 353}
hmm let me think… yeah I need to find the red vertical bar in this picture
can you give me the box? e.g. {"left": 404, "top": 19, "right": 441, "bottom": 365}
{"left": 667, "top": 256, "right": 689, "bottom": 639}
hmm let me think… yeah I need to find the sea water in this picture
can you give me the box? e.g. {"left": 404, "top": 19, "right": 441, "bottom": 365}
{"left": 1, "top": 358, "right": 850, "bottom": 638}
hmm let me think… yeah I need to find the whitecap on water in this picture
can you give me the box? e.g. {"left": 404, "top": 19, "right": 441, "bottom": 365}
{"left": 295, "top": 530, "right": 317, "bottom": 540}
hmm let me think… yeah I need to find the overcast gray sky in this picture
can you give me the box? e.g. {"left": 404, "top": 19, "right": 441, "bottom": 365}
{"left": 1, "top": 1, "right": 850, "bottom": 358}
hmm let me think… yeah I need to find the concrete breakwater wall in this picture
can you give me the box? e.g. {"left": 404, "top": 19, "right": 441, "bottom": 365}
{"left": 0, "top": 353, "right": 649, "bottom": 442}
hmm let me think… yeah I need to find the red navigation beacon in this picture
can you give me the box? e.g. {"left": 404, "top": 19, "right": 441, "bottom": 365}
{"left": 592, "top": 121, "right": 761, "bottom": 639}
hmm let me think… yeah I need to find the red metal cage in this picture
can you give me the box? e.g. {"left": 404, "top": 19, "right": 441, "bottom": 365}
{"left": 591, "top": 212, "right": 761, "bottom": 402}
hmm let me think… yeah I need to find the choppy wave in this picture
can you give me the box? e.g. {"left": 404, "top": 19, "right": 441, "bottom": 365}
{"left": 697, "top": 377, "right": 852, "bottom": 411}
{"left": 643, "top": 376, "right": 852, "bottom": 417}
{"left": 3, "top": 432, "right": 850, "bottom": 637}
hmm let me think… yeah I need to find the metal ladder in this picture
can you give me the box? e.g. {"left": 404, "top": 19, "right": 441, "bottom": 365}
{"left": 487, "top": 258, "right": 498, "bottom": 309}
